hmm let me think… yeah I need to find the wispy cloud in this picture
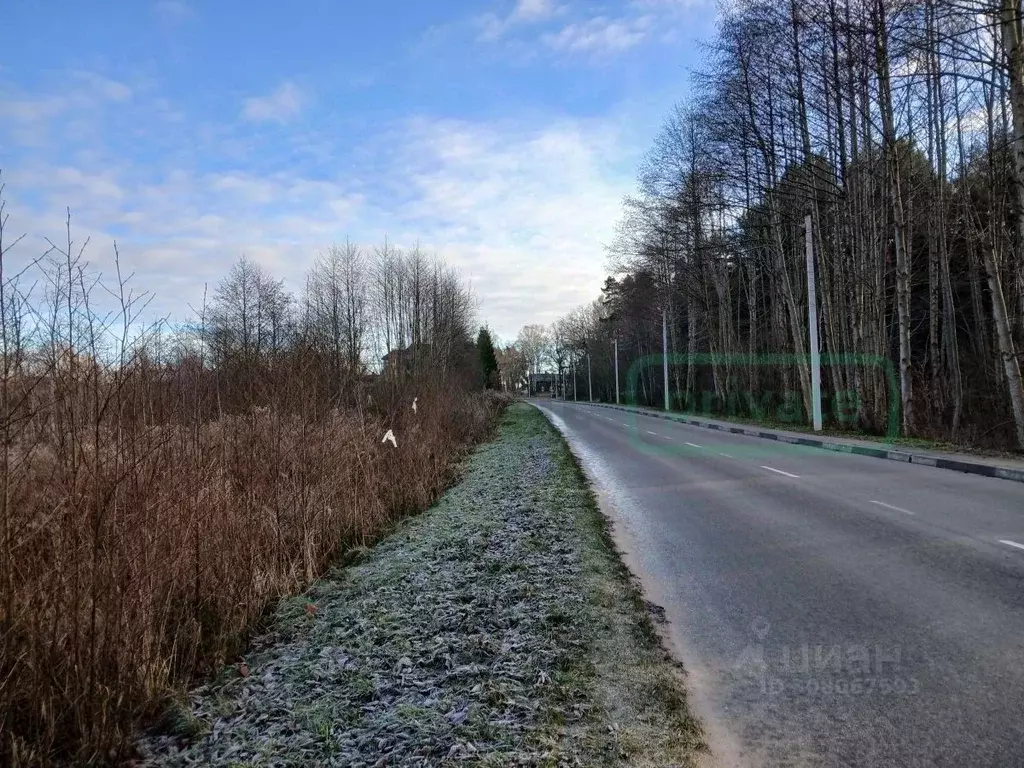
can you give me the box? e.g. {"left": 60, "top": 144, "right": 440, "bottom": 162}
{"left": 2, "top": 96, "right": 67, "bottom": 124}
{"left": 630, "top": 0, "right": 703, "bottom": 8}
{"left": 71, "top": 71, "right": 133, "bottom": 102}
{"left": 544, "top": 15, "right": 653, "bottom": 54}
{"left": 477, "top": 0, "right": 562, "bottom": 42}
{"left": 241, "top": 82, "right": 306, "bottom": 123}
{"left": 1, "top": 72, "right": 132, "bottom": 124}
{"left": 442, "top": 0, "right": 708, "bottom": 65}
{"left": 512, "top": 0, "right": 559, "bottom": 21}
{"left": 473, "top": 0, "right": 708, "bottom": 60}
{"left": 1, "top": 71, "right": 134, "bottom": 147}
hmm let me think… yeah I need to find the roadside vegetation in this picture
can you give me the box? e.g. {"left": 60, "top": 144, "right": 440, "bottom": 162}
{"left": 0, "top": 188, "right": 508, "bottom": 765}
{"left": 138, "top": 402, "right": 706, "bottom": 766}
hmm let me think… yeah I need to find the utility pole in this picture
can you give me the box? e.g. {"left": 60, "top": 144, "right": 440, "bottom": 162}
{"left": 614, "top": 337, "right": 620, "bottom": 404}
{"left": 587, "top": 351, "right": 593, "bottom": 402}
{"left": 805, "top": 213, "right": 823, "bottom": 431}
{"left": 662, "top": 307, "right": 670, "bottom": 411}
{"left": 572, "top": 358, "right": 577, "bottom": 402}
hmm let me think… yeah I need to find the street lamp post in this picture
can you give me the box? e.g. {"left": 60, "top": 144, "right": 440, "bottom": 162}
{"left": 614, "top": 337, "right": 620, "bottom": 405}
{"left": 662, "top": 307, "right": 670, "bottom": 411}
{"left": 587, "top": 351, "right": 593, "bottom": 403}
{"left": 805, "top": 213, "right": 823, "bottom": 431}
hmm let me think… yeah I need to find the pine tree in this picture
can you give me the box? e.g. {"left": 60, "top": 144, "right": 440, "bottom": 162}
{"left": 477, "top": 327, "right": 500, "bottom": 389}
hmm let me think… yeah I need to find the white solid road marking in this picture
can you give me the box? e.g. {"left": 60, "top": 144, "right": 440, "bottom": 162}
{"left": 998, "top": 539, "right": 1024, "bottom": 552}
{"left": 685, "top": 442, "right": 702, "bottom": 448}
{"left": 761, "top": 465, "right": 800, "bottom": 478}
{"left": 869, "top": 500, "right": 915, "bottom": 516}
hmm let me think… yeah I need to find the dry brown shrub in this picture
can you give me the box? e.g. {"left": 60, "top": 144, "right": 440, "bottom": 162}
{"left": 1, "top": 363, "right": 508, "bottom": 765}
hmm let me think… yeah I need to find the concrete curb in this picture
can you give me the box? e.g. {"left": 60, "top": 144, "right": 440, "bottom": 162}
{"left": 567, "top": 401, "right": 1024, "bottom": 485}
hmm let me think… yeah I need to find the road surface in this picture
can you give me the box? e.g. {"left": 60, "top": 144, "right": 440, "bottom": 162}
{"left": 533, "top": 399, "right": 1024, "bottom": 768}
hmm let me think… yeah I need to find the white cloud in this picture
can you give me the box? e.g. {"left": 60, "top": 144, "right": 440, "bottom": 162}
{"left": 475, "top": 0, "right": 708, "bottom": 59}
{"left": 1, "top": 72, "right": 134, "bottom": 148}
{"left": 241, "top": 82, "right": 306, "bottom": 123}
{"left": 71, "top": 71, "right": 133, "bottom": 102}
{"left": 1, "top": 72, "right": 131, "bottom": 125}
{"left": 477, "top": 0, "right": 562, "bottom": 42}
{"left": 512, "top": 0, "right": 558, "bottom": 21}
{"left": 2, "top": 96, "right": 67, "bottom": 123}
{"left": 630, "top": 0, "right": 705, "bottom": 9}
{"left": 544, "top": 15, "right": 653, "bottom": 54}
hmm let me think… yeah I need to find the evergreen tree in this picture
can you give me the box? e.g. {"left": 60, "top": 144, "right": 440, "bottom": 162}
{"left": 477, "top": 327, "right": 500, "bottom": 389}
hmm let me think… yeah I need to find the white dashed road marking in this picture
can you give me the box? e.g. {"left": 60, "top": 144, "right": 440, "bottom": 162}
{"left": 870, "top": 500, "right": 915, "bottom": 516}
{"left": 998, "top": 539, "right": 1024, "bottom": 552}
{"left": 685, "top": 442, "right": 702, "bottom": 449}
{"left": 762, "top": 466, "right": 800, "bottom": 479}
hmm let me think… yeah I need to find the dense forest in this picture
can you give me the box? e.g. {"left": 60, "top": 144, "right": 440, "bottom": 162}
{"left": 549, "top": 0, "right": 1024, "bottom": 450}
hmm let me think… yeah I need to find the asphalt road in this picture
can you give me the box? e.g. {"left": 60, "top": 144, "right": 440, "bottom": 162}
{"left": 533, "top": 399, "right": 1024, "bottom": 768}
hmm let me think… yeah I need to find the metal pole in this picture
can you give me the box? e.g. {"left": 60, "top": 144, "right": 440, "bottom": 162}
{"left": 587, "top": 352, "right": 593, "bottom": 402}
{"left": 614, "top": 337, "right": 620, "bottom": 404}
{"left": 572, "top": 359, "right": 577, "bottom": 402}
{"left": 662, "top": 307, "right": 670, "bottom": 411}
{"left": 805, "top": 213, "right": 823, "bottom": 431}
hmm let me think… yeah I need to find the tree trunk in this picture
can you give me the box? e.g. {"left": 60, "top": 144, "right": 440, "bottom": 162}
{"left": 875, "top": 0, "right": 915, "bottom": 435}
{"left": 997, "top": 0, "right": 1024, "bottom": 446}
{"left": 983, "top": 243, "right": 1024, "bottom": 447}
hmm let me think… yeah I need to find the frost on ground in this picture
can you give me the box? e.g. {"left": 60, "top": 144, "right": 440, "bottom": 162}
{"left": 138, "top": 403, "right": 706, "bottom": 767}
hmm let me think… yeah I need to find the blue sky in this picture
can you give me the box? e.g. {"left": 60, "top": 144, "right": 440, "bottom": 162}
{"left": 1, "top": 0, "right": 715, "bottom": 342}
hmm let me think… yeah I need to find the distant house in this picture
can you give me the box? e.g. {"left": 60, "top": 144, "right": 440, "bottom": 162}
{"left": 528, "top": 372, "right": 558, "bottom": 397}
